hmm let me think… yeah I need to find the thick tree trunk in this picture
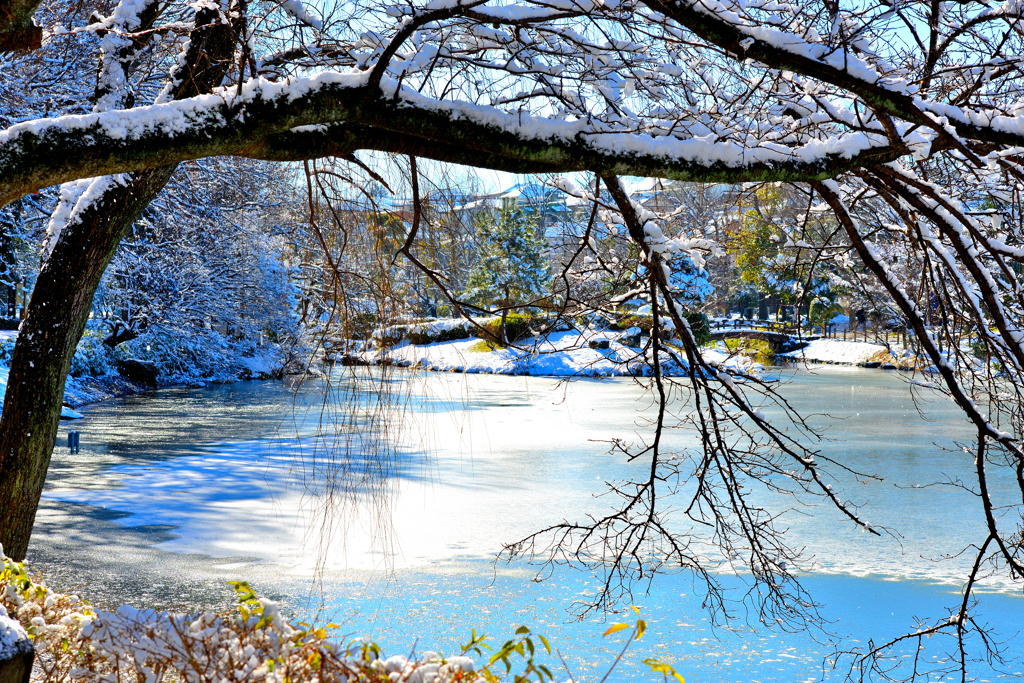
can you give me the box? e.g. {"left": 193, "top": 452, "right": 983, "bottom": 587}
{"left": 0, "top": 0, "right": 43, "bottom": 51}
{"left": 0, "top": 167, "right": 175, "bottom": 559}
{"left": 0, "top": 5, "right": 237, "bottom": 561}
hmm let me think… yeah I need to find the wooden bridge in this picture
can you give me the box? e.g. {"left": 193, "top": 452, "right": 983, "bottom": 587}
{"left": 707, "top": 320, "right": 803, "bottom": 352}
{"left": 707, "top": 329, "right": 795, "bottom": 352}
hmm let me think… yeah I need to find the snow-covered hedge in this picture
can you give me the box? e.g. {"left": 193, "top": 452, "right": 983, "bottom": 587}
{"left": 1, "top": 549, "right": 484, "bottom": 683}
{"left": 372, "top": 318, "right": 501, "bottom": 348}
{"left": 396, "top": 315, "right": 576, "bottom": 347}
{"left": 407, "top": 318, "right": 481, "bottom": 345}
{"left": 0, "top": 324, "right": 290, "bottom": 387}
{"left": 1, "top": 548, "right": 687, "bottom": 683}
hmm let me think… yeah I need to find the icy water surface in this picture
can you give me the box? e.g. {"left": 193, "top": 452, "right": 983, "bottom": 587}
{"left": 28, "top": 368, "right": 1024, "bottom": 682}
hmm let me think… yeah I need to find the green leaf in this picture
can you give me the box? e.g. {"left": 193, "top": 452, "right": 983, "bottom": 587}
{"left": 515, "top": 625, "right": 530, "bottom": 635}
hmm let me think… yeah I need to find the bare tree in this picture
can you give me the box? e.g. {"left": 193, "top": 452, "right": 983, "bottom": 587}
{"left": 2, "top": 0, "right": 1024, "bottom": 678}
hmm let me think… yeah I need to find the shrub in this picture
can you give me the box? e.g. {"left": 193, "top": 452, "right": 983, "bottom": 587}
{"left": 683, "top": 312, "right": 710, "bottom": 346}
{"left": 1, "top": 552, "right": 480, "bottom": 683}
{"left": 611, "top": 311, "right": 707, "bottom": 344}
{"left": 1, "top": 550, "right": 685, "bottom": 683}
{"left": 408, "top": 319, "right": 476, "bottom": 345}
{"left": 373, "top": 318, "right": 503, "bottom": 347}
{"left": 466, "top": 339, "right": 497, "bottom": 353}
{"left": 339, "top": 312, "right": 377, "bottom": 341}
{"left": 808, "top": 298, "right": 843, "bottom": 329}
{"left": 373, "top": 325, "right": 410, "bottom": 349}
{"left": 725, "top": 337, "right": 774, "bottom": 364}
{"left": 477, "top": 312, "right": 535, "bottom": 346}
{"left": 611, "top": 314, "right": 654, "bottom": 333}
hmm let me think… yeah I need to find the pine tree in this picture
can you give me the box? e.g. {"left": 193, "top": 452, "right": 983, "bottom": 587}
{"left": 464, "top": 199, "right": 550, "bottom": 344}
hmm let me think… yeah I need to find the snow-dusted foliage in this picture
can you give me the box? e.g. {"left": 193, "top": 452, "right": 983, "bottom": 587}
{"left": 96, "top": 158, "right": 300, "bottom": 351}
{"left": 1, "top": 548, "right": 678, "bottom": 683}
{"left": 1, "top": 549, "right": 492, "bottom": 683}
{"left": 5, "top": 0, "right": 1024, "bottom": 678}
{"left": 463, "top": 198, "right": 550, "bottom": 310}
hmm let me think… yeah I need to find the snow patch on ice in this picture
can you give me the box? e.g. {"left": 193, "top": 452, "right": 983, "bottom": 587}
{"left": 779, "top": 338, "right": 886, "bottom": 364}
{"left": 360, "top": 329, "right": 753, "bottom": 377}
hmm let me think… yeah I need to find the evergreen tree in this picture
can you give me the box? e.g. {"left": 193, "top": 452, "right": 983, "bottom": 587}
{"left": 464, "top": 199, "right": 550, "bottom": 344}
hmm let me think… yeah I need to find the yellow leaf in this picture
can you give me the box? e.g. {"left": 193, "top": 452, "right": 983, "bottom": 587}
{"left": 636, "top": 619, "right": 647, "bottom": 639}
{"left": 643, "top": 658, "right": 685, "bottom": 683}
{"left": 602, "top": 623, "right": 630, "bottom": 637}
{"left": 632, "top": 605, "right": 641, "bottom": 616}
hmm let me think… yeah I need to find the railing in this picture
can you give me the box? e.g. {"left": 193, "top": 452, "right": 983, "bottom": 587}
{"left": 833, "top": 327, "right": 911, "bottom": 346}
{"left": 710, "top": 318, "right": 913, "bottom": 346}
{"left": 708, "top": 319, "right": 796, "bottom": 334}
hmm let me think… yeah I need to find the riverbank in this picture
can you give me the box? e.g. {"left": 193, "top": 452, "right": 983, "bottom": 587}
{"left": 0, "top": 325, "right": 924, "bottom": 421}
{"left": 0, "top": 327, "right": 292, "bottom": 416}
{"left": 337, "top": 329, "right": 914, "bottom": 377}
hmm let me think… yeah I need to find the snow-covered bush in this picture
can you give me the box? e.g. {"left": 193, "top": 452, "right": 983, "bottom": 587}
{"left": 113, "top": 330, "right": 283, "bottom": 384}
{"left": 0, "top": 323, "right": 290, "bottom": 386}
{"left": 371, "top": 324, "right": 410, "bottom": 349}
{"left": 610, "top": 314, "right": 653, "bottom": 333}
{"left": 373, "top": 318, "right": 504, "bottom": 348}
{"left": 407, "top": 319, "right": 476, "bottom": 345}
{"left": 67, "top": 328, "right": 116, "bottom": 378}
{"left": 1, "top": 549, "right": 686, "bottom": 683}
{"left": 2, "top": 549, "right": 487, "bottom": 683}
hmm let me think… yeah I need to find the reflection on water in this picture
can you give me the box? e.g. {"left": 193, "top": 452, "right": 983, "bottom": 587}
{"left": 28, "top": 367, "right": 1024, "bottom": 682}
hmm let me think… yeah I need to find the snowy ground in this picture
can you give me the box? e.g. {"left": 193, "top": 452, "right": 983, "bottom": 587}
{"left": 354, "top": 329, "right": 913, "bottom": 378}
{"left": 778, "top": 338, "right": 889, "bottom": 365}
{"left": 357, "top": 328, "right": 759, "bottom": 376}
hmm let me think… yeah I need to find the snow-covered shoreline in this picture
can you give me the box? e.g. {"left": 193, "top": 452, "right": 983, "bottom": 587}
{"left": 0, "top": 328, "right": 289, "bottom": 417}
{"left": 336, "top": 329, "right": 913, "bottom": 377}
{"left": 0, "top": 328, "right": 923, "bottom": 423}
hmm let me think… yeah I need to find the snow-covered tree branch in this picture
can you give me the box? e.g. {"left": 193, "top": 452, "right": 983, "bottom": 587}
{"left": 3, "top": 0, "right": 1024, "bottom": 677}
{"left": 0, "top": 77, "right": 908, "bottom": 207}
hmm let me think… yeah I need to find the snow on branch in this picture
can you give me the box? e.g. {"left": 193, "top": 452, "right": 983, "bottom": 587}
{"left": 642, "top": 0, "right": 1024, "bottom": 148}
{"left": 0, "top": 73, "right": 905, "bottom": 208}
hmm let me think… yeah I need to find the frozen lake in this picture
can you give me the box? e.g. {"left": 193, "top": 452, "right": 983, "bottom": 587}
{"left": 27, "top": 367, "right": 1024, "bottom": 682}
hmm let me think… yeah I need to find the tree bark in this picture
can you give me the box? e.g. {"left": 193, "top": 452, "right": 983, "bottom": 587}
{"left": 0, "top": 92, "right": 908, "bottom": 209}
{"left": 0, "top": 3, "right": 238, "bottom": 561}
{"left": 0, "top": 167, "right": 174, "bottom": 560}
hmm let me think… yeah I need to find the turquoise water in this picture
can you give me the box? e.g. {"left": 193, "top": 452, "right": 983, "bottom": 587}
{"left": 31, "top": 367, "right": 1024, "bottom": 682}
{"left": 316, "top": 564, "right": 1023, "bottom": 682}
